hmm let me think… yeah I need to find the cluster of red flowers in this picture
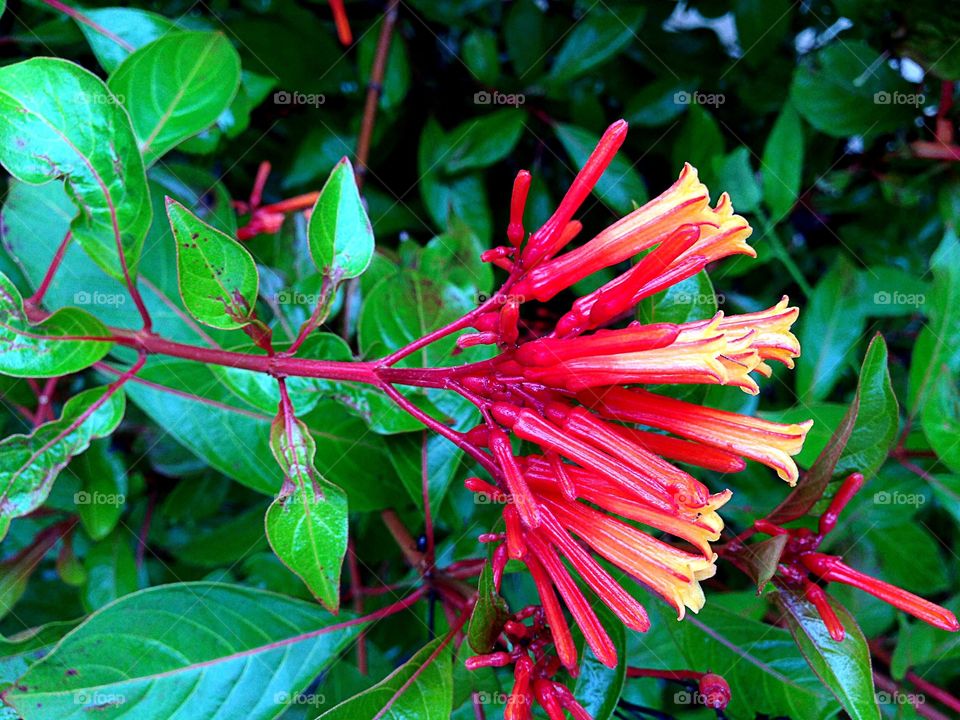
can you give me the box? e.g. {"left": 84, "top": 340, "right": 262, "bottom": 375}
{"left": 752, "top": 472, "right": 959, "bottom": 640}
{"left": 439, "top": 120, "right": 815, "bottom": 674}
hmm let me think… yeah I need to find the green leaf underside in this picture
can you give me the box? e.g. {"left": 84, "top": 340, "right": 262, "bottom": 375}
{"left": 0, "top": 58, "right": 151, "bottom": 282}
{"left": 0, "top": 386, "right": 125, "bottom": 537}
{"left": 167, "top": 198, "right": 259, "bottom": 329}
{"left": 5, "top": 583, "right": 359, "bottom": 719}
{"left": 308, "top": 157, "right": 375, "bottom": 280}
{"left": 777, "top": 589, "right": 880, "bottom": 720}
{"left": 109, "top": 32, "right": 242, "bottom": 165}
{"left": 0, "top": 271, "right": 112, "bottom": 378}
{"left": 265, "top": 412, "right": 348, "bottom": 612}
{"left": 318, "top": 637, "right": 453, "bottom": 719}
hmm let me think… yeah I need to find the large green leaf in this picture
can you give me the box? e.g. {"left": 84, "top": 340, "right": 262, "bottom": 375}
{"left": 547, "top": 7, "right": 645, "bottom": 83}
{"left": 167, "top": 198, "right": 259, "bottom": 330}
{"left": 0, "top": 387, "right": 125, "bottom": 539}
{"left": 761, "top": 103, "right": 805, "bottom": 221}
{"left": 554, "top": 123, "right": 647, "bottom": 214}
{"left": 4, "top": 583, "right": 360, "bottom": 719}
{"left": 797, "top": 258, "right": 865, "bottom": 402}
{"left": 109, "top": 32, "right": 241, "bottom": 165}
{"left": 790, "top": 40, "right": 917, "bottom": 138}
{"left": 265, "top": 411, "right": 348, "bottom": 612}
{"left": 833, "top": 334, "right": 898, "bottom": 480}
{"left": 0, "top": 58, "right": 151, "bottom": 282}
{"left": 0, "top": 271, "right": 112, "bottom": 378}
{"left": 776, "top": 589, "right": 880, "bottom": 720}
{"left": 923, "top": 368, "right": 960, "bottom": 474}
{"left": 652, "top": 602, "right": 833, "bottom": 718}
{"left": 319, "top": 637, "right": 453, "bottom": 719}
{"left": 909, "top": 231, "right": 960, "bottom": 413}
{"left": 307, "top": 157, "right": 375, "bottom": 280}
{"left": 78, "top": 8, "right": 176, "bottom": 72}
{"left": 443, "top": 110, "right": 526, "bottom": 174}
{"left": 570, "top": 602, "right": 626, "bottom": 720}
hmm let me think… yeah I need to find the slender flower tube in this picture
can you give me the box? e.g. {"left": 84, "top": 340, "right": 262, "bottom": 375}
{"left": 580, "top": 385, "right": 812, "bottom": 484}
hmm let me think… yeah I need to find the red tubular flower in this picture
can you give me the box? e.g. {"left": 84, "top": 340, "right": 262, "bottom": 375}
{"left": 450, "top": 119, "right": 815, "bottom": 680}
{"left": 749, "top": 472, "right": 959, "bottom": 641}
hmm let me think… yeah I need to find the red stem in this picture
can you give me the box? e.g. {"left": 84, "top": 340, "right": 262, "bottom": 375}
{"left": 36, "top": 0, "right": 135, "bottom": 51}
{"left": 27, "top": 231, "right": 72, "bottom": 308}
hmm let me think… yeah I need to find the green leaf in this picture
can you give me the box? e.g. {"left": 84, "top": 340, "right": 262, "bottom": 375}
{"left": 462, "top": 29, "right": 499, "bottom": 86}
{"left": 776, "top": 588, "right": 881, "bottom": 720}
{"left": 265, "top": 412, "right": 348, "bottom": 612}
{"left": 570, "top": 602, "right": 626, "bottom": 720}
{"left": 4, "top": 582, "right": 360, "bottom": 719}
{"left": 637, "top": 269, "right": 717, "bottom": 325}
{"left": 714, "top": 147, "right": 761, "bottom": 213}
{"left": 72, "top": 439, "right": 128, "bottom": 541}
{"left": 768, "top": 335, "right": 895, "bottom": 524}
{"left": 671, "top": 104, "right": 724, "bottom": 185}
{"left": 0, "top": 387, "right": 125, "bottom": 539}
{"left": 0, "top": 271, "right": 112, "bottom": 378}
{"left": 554, "top": 123, "right": 647, "bottom": 215}
{"left": 307, "top": 157, "right": 375, "bottom": 280}
{"left": 834, "top": 334, "right": 898, "bottom": 480}
{"left": 120, "top": 358, "right": 404, "bottom": 510}
{"left": 82, "top": 531, "right": 138, "bottom": 611}
{"left": 78, "top": 8, "right": 175, "bottom": 72}
{"left": 443, "top": 110, "right": 526, "bottom": 174}
{"left": 790, "top": 40, "right": 916, "bottom": 138}
{"left": 547, "top": 7, "right": 645, "bottom": 84}
{"left": 908, "top": 231, "right": 960, "bottom": 413}
{"left": 319, "top": 637, "right": 453, "bottom": 719}
{"left": 797, "top": 258, "right": 864, "bottom": 402}
{"left": 740, "top": 534, "right": 789, "bottom": 592}
{"left": 923, "top": 368, "right": 960, "bottom": 474}
{"left": 467, "top": 561, "right": 509, "bottom": 654}
{"left": 0, "top": 58, "right": 152, "bottom": 282}
{"left": 761, "top": 103, "right": 804, "bottom": 221}
{"left": 167, "top": 197, "right": 259, "bottom": 329}
{"left": 109, "top": 32, "right": 242, "bottom": 165}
